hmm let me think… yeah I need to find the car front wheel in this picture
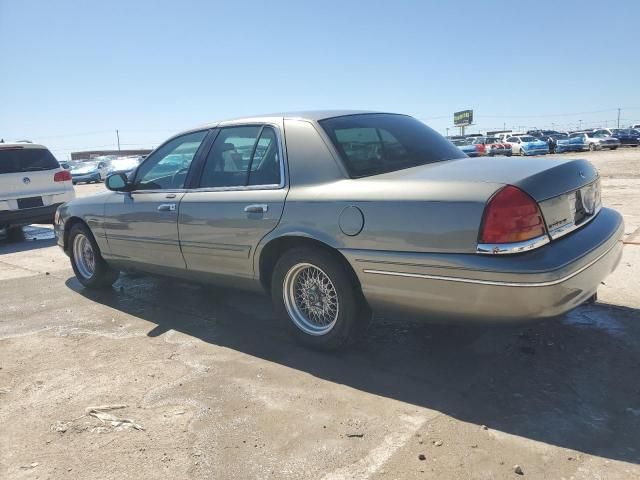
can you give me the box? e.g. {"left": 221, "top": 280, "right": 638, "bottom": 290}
{"left": 69, "top": 223, "right": 119, "bottom": 288}
{"left": 272, "top": 247, "right": 371, "bottom": 350}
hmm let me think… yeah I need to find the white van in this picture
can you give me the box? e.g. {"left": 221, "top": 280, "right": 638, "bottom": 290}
{"left": 0, "top": 143, "right": 75, "bottom": 231}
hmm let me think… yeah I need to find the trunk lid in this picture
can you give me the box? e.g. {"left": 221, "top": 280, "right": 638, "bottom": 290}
{"left": 371, "top": 156, "right": 601, "bottom": 242}
{"left": 374, "top": 156, "right": 597, "bottom": 201}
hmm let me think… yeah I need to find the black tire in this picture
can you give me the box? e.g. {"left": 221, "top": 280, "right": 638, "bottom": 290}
{"left": 271, "top": 247, "right": 371, "bottom": 350}
{"left": 69, "top": 223, "right": 119, "bottom": 289}
{"left": 5, "top": 225, "right": 24, "bottom": 241}
{"left": 589, "top": 143, "right": 597, "bottom": 151}
{"left": 610, "top": 147, "right": 618, "bottom": 150}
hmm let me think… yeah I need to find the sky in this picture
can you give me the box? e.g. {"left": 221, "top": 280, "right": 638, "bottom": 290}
{"left": 1, "top": 0, "right": 638, "bottom": 160}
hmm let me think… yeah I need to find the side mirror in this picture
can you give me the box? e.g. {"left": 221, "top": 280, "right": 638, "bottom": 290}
{"left": 105, "top": 173, "right": 130, "bottom": 191}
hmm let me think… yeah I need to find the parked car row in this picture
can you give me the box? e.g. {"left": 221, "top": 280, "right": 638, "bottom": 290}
{"left": 60, "top": 156, "right": 144, "bottom": 184}
{"left": 451, "top": 126, "right": 640, "bottom": 157}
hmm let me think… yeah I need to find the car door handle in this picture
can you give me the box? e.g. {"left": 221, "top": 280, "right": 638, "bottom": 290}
{"left": 244, "top": 204, "right": 268, "bottom": 214}
{"left": 157, "top": 203, "right": 176, "bottom": 212}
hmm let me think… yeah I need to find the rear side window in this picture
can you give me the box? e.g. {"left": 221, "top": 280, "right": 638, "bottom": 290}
{"left": 319, "top": 114, "right": 465, "bottom": 178}
{"left": 0, "top": 147, "right": 59, "bottom": 174}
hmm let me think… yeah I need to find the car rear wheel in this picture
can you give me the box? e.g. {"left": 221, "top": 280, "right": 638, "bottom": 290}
{"left": 69, "top": 223, "right": 119, "bottom": 289}
{"left": 272, "top": 247, "right": 371, "bottom": 350}
{"left": 589, "top": 143, "right": 597, "bottom": 151}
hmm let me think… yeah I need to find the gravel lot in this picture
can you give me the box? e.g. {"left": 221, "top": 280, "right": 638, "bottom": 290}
{"left": 1, "top": 149, "right": 639, "bottom": 479}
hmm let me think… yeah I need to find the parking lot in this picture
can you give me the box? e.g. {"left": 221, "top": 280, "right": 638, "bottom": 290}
{"left": 1, "top": 149, "right": 639, "bottom": 479}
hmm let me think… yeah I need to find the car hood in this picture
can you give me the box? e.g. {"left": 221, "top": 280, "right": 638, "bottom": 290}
{"left": 521, "top": 140, "right": 548, "bottom": 148}
{"left": 349, "top": 156, "right": 598, "bottom": 203}
{"left": 64, "top": 191, "right": 111, "bottom": 209}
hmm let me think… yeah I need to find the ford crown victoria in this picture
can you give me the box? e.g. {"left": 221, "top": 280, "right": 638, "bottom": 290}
{"left": 55, "top": 112, "right": 624, "bottom": 349}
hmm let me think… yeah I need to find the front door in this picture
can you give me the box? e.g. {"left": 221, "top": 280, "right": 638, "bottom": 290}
{"left": 102, "top": 130, "right": 209, "bottom": 271}
{"left": 179, "top": 124, "right": 287, "bottom": 280}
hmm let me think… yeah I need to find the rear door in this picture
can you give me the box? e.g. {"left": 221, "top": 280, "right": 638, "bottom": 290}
{"left": 178, "top": 124, "right": 287, "bottom": 280}
{"left": 102, "top": 130, "right": 209, "bottom": 271}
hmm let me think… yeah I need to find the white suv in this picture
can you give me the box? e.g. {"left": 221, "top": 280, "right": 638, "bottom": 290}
{"left": 0, "top": 142, "right": 75, "bottom": 232}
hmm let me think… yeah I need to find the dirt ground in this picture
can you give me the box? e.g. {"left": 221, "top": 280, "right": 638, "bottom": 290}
{"left": 1, "top": 149, "right": 639, "bottom": 479}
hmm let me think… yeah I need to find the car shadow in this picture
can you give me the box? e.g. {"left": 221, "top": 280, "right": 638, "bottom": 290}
{"left": 0, "top": 225, "right": 57, "bottom": 254}
{"left": 66, "top": 274, "right": 640, "bottom": 465}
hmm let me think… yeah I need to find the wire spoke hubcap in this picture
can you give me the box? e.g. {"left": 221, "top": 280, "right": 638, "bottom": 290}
{"left": 73, "top": 233, "right": 96, "bottom": 279}
{"left": 283, "top": 263, "right": 339, "bottom": 336}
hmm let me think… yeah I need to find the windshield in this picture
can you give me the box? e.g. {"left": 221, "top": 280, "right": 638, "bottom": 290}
{"left": 319, "top": 114, "right": 465, "bottom": 177}
{"left": 520, "top": 136, "right": 537, "bottom": 142}
{"left": 0, "top": 147, "right": 59, "bottom": 174}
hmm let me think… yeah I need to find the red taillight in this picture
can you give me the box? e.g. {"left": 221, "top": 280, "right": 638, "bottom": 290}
{"left": 479, "top": 185, "right": 547, "bottom": 244}
{"left": 54, "top": 170, "right": 72, "bottom": 182}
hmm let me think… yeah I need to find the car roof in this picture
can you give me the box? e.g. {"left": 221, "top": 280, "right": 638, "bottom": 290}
{"left": 180, "top": 110, "right": 396, "bottom": 134}
{"left": 0, "top": 142, "right": 48, "bottom": 149}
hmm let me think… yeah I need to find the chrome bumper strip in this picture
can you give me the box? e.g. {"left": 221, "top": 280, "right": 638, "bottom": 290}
{"left": 363, "top": 240, "right": 619, "bottom": 288}
{"left": 476, "top": 235, "right": 550, "bottom": 255}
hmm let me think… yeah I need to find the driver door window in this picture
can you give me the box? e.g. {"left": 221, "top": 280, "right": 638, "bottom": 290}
{"left": 135, "top": 130, "right": 207, "bottom": 190}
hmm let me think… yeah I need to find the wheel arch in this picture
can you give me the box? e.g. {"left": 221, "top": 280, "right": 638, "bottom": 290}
{"left": 63, "top": 216, "right": 90, "bottom": 253}
{"left": 257, "top": 234, "right": 361, "bottom": 293}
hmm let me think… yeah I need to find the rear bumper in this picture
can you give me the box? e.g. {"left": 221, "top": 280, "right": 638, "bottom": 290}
{"left": 342, "top": 207, "right": 624, "bottom": 323}
{"left": 0, "top": 203, "right": 62, "bottom": 226}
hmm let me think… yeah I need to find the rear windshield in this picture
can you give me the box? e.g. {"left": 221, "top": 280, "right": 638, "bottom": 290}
{"left": 0, "top": 147, "right": 59, "bottom": 174}
{"left": 319, "top": 114, "right": 465, "bottom": 177}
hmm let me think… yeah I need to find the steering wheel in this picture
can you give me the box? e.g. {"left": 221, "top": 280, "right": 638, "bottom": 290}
{"left": 171, "top": 167, "right": 190, "bottom": 188}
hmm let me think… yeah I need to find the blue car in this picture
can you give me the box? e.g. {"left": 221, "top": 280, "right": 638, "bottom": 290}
{"left": 553, "top": 133, "right": 586, "bottom": 153}
{"left": 450, "top": 138, "right": 480, "bottom": 157}
{"left": 506, "top": 135, "right": 550, "bottom": 156}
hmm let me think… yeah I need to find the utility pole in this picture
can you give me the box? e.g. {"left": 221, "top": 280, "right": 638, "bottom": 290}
{"left": 578, "top": 119, "right": 582, "bottom": 130}
{"left": 446, "top": 127, "right": 449, "bottom": 138}
{"left": 116, "top": 129, "right": 121, "bottom": 151}
{"left": 617, "top": 108, "right": 621, "bottom": 128}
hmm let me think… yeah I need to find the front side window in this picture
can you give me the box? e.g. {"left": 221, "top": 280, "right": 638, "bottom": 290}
{"left": 319, "top": 114, "right": 464, "bottom": 178}
{"left": 199, "top": 125, "right": 281, "bottom": 188}
{"left": 134, "top": 130, "right": 207, "bottom": 190}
